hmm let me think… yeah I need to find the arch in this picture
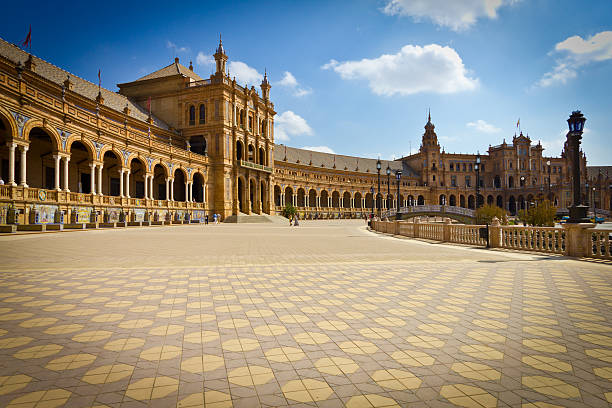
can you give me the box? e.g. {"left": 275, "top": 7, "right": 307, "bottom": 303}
{"left": 130, "top": 157, "right": 147, "bottom": 199}
{"left": 188, "top": 105, "right": 195, "bottom": 126}
{"left": 284, "top": 186, "right": 294, "bottom": 208}
{"left": 354, "top": 192, "right": 363, "bottom": 208}
{"left": 249, "top": 178, "right": 256, "bottom": 212}
{"left": 518, "top": 195, "right": 525, "bottom": 210}
{"left": 189, "top": 135, "right": 207, "bottom": 156}
{"left": 508, "top": 196, "right": 516, "bottom": 215}
{"left": 199, "top": 104, "right": 206, "bottom": 125}
{"left": 496, "top": 195, "right": 504, "bottom": 209}
{"left": 258, "top": 147, "right": 266, "bottom": 165}
{"left": 193, "top": 172, "right": 204, "bottom": 203}
{"left": 494, "top": 175, "right": 501, "bottom": 189}
{"left": 508, "top": 176, "right": 514, "bottom": 188}
{"left": 399, "top": 194, "right": 405, "bottom": 208}
{"left": 407, "top": 195, "right": 414, "bottom": 206}
{"left": 365, "top": 192, "right": 374, "bottom": 210}
{"left": 487, "top": 195, "right": 494, "bottom": 206}
{"left": 153, "top": 163, "right": 167, "bottom": 200}
{"left": 308, "top": 189, "right": 317, "bottom": 207}
{"left": 0, "top": 106, "right": 18, "bottom": 140}
{"left": 274, "top": 185, "right": 282, "bottom": 207}
{"left": 236, "top": 140, "right": 244, "bottom": 161}
{"left": 66, "top": 136, "right": 96, "bottom": 161}
{"left": 297, "top": 188, "right": 306, "bottom": 207}
{"left": 449, "top": 194, "right": 457, "bottom": 206}
{"left": 332, "top": 191, "right": 340, "bottom": 208}
{"left": 22, "top": 120, "right": 61, "bottom": 152}
{"left": 417, "top": 195, "right": 425, "bottom": 205}
{"left": 343, "top": 191, "right": 351, "bottom": 209}
{"left": 68, "top": 140, "right": 95, "bottom": 193}
{"left": 468, "top": 195, "right": 475, "bottom": 209}
{"left": 460, "top": 195, "right": 466, "bottom": 208}
{"left": 173, "top": 167, "right": 187, "bottom": 201}
{"left": 25, "top": 127, "right": 58, "bottom": 189}
{"left": 320, "top": 190, "right": 329, "bottom": 208}
{"left": 476, "top": 194, "right": 484, "bottom": 208}
{"left": 439, "top": 194, "right": 446, "bottom": 205}
{"left": 102, "top": 150, "right": 121, "bottom": 196}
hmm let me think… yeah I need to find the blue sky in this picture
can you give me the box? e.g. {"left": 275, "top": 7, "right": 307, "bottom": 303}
{"left": 2, "top": 0, "right": 611, "bottom": 165}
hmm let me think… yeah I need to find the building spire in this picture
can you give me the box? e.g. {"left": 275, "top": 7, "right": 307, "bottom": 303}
{"left": 214, "top": 35, "right": 228, "bottom": 75}
{"left": 428, "top": 108, "right": 431, "bottom": 123}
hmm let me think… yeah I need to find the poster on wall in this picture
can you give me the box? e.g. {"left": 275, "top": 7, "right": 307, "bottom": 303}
{"left": 175, "top": 210, "right": 185, "bottom": 220}
{"left": 156, "top": 209, "right": 168, "bottom": 221}
{"left": 73, "top": 206, "right": 92, "bottom": 223}
{"left": 31, "top": 204, "right": 59, "bottom": 224}
{"left": 191, "top": 210, "right": 206, "bottom": 221}
{"left": 106, "top": 208, "right": 121, "bottom": 223}
{"left": 133, "top": 209, "right": 146, "bottom": 222}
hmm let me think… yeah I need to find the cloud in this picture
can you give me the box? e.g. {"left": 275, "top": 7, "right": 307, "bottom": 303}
{"left": 467, "top": 119, "right": 501, "bottom": 133}
{"left": 276, "top": 71, "right": 312, "bottom": 97}
{"left": 274, "top": 111, "right": 313, "bottom": 142}
{"left": 196, "top": 52, "right": 214, "bottom": 66}
{"left": 381, "top": 0, "right": 520, "bottom": 31}
{"left": 301, "top": 146, "right": 336, "bottom": 154}
{"left": 228, "top": 61, "right": 262, "bottom": 86}
{"left": 322, "top": 44, "right": 478, "bottom": 96}
{"left": 538, "top": 31, "right": 612, "bottom": 87}
{"left": 166, "top": 40, "right": 190, "bottom": 54}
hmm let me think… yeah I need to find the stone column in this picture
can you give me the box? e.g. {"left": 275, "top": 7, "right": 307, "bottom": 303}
{"left": 170, "top": 178, "right": 174, "bottom": 201}
{"left": 97, "top": 164, "right": 103, "bottom": 195}
{"left": 562, "top": 223, "right": 593, "bottom": 257}
{"left": 185, "top": 181, "right": 189, "bottom": 202}
{"left": 19, "top": 145, "right": 28, "bottom": 187}
{"left": 89, "top": 163, "right": 96, "bottom": 195}
{"left": 144, "top": 175, "right": 149, "bottom": 200}
{"left": 189, "top": 182, "right": 193, "bottom": 202}
{"left": 165, "top": 178, "right": 170, "bottom": 201}
{"left": 125, "top": 170, "right": 130, "bottom": 198}
{"left": 7, "top": 143, "right": 16, "bottom": 186}
{"left": 63, "top": 157, "right": 70, "bottom": 192}
{"left": 489, "top": 217, "right": 501, "bottom": 248}
{"left": 442, "top": 218, "right": 451, "bottom": 242}
{"left": 53, "top": 155, "right": 61, "bottom": 190}
{"left": 119, "top": 170, "right": 124, "bottom": 197}
{"left": 149, "top": 176, "right": 154, "bottom": 199}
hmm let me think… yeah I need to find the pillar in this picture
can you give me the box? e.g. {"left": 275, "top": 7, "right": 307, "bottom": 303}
{"left": 97, "top": 164, "right": 103, "bottom": 195}
{"left": 149, "top": 176, "right": 154, "bottom": 199}
{"left": 144, "top": 175, "right": 149, "bottom": 200}
{"left": 7, "top": 143, "right": 16, "bottom": 186}
{"left": 125, "top": 170, "right": 130, "bottom": 198}
{"left": 119, "top": 169, "right": 124, "bottom": 197}
{"left": 165, "top": 178, "right": 170, "bottom": 201}
{"left": 185, "top": 181, "right": 189, "bottom": 202}
{"left": 19, "top": 145, "right": 28, "bottom": 187}
{"left": 189, "top": 182, "right": 193, "bottom": 202}
{"left": 89, "top": 163, "right": 96, "bottom": 195}
{"left": 170, "top": 178, "right": 174, "bottom": 201}
{"left": 63, "top": 157, "right": 70, "bottom": 192}
{"left": 53, "top": 155, "right": 61, "bottom": 190}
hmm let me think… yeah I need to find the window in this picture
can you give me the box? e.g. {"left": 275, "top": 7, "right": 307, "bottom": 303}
{"left": 469, "top": 164, "right": 473, "bottom": 171}
{"left": 451, "top": 176, "right": 457, "bottom": 187}
{"left": 465, "top": 176, "right": 471, "bottom": 187}
{"left": 199, "top": 104, "right": 206, "bottom": 124}
{"left": 188, "top": 105, "right": 195, "bottom": 126}
{"left": 450, "top": 163, "right": 454, "bottom": 171}
{"left": 462, "top": 163, "right": 466, "bottom": 172}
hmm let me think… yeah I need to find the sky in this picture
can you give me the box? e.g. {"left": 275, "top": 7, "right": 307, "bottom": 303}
{"left": 2, "top": 0, "right": 611, "bottom": 165}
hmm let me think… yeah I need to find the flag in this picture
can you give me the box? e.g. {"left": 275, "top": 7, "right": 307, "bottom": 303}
{"left": 516, "top": 118, "right": 520, "bottom": 129}
{"left": 21, "top": 25, "right": 32, "bottom": 49}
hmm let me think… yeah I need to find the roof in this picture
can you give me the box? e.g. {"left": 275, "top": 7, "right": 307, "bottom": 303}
{"left": 275, "top": 145, "right": 420, "bottom": 178}
{"left": 0, "top": 37, "right": 170, "bottom": 130}
{"left": 136, "top": 60, "right": 203, "bottom": 82}
{"left": 587, "top": 166, "right": 612, "bottom": 180}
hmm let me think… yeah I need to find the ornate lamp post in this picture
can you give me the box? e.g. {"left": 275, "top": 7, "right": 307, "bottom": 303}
{"left": 592, "top": 186, "right": 596, "bottom": 216}
{"left": 386, "top": 165, "right": 391, "bottom": 214}
{"left": 566, "top": 110, "right": 588, "bottom": 223}
{"left": 546, "top": 160, "right": 552, "bottom": 199}
{"left": 395, "top": 170, "right": 402, "bottom": 220}
{"left": 370, "top": 186, "right": 375, "bottom": 219}
{"left": 475, "top": 152, "right": 481, "bottom": 208}
{"left": 376, "top": 159, "right": 381, "bottom": 218}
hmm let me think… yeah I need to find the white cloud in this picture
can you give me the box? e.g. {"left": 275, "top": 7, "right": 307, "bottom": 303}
{"left": 276, "top": 71, "right": 312, "bottom": 97}
{"left": 538, "top": 31, "right": 612, "bottom": 87}
{"left": 196, "top": 52, "right": 214, "bottom": 66}
{"left": 301, "top": 146, "right": 335, "bottom": 154}
{"left": 166, "top": 40, "right": 189, "bottom": 54}
{"left": 274, "top": 111, "right": 313, "bottom": 142}
{"left": 467, "top": 119, "right": 501, "bottom": 133}
{"left": 381, "top": 0, "right": 520, "bottom": 31}
{"left": 322, "top": 44, "right": 478, "bottom": 96}
{"left": 228, "top": 61, "right": 262, "bottom": 86}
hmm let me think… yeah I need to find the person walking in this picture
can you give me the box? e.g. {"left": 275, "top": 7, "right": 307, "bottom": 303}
{"left": 213, "top": 213, "right": 217, "bottom": 224}
{"left": 294, "top": 214, "right": 299, "bottom": 227}
{"left": 205, "top": 214, "right": 209, "bottom": 225}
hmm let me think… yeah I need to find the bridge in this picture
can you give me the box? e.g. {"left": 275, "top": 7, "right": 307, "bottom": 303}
{"left": 381, "top": 204, "right": 476, "bottom": 223}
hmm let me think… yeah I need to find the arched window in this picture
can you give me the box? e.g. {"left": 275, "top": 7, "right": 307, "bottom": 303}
{"left": 189, "top": 105, "right": 195, "bottom": 126}
{"left": 199, "top": 104, "right": 206, "bottom": 124}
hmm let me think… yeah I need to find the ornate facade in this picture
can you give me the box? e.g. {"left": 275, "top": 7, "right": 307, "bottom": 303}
{"left": 0, "top": 36, "right": 602, "bottom": 226}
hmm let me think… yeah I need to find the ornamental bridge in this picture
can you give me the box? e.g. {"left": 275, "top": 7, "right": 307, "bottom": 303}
{"left": 381, "top": 205, "right": 476, "bottom": 224}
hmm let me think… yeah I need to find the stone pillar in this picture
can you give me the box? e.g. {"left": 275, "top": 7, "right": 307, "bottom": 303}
{"left": 53, "top": 155, "right": 61, "bottom": 190}
{"left": 203, "top": 184, "right": 207, "bottom": 204}
{"left": 19, "top": 145, "right": 28, "bottom": 187}
{"left": 185, "top": 181, "right": 189, "bottom": 202}
{"left": 7, "top": 143, "right": 16, "bottom": 186}
{"left": 89, "top": 163, "right": 96, "bottom": 195}
{"left": 442, "top": 218, "right": 451, "bottom": 242}
{"left": 119, "top": 170, "right": 124, "bottom": 197}
{"left": 165, "top": 178, "right": 170, "bottom": 201}
{"left": 144, "top": 175, "right": 149, "bottom": 200}
{"left": 413, "top": 217, "right": 420, "bottom": 238}
{"left": 189, "top": 182, "right": 193, "bottom": 202}
{"left": 328, "top": 197, "right": 331, "bottom": 207}
{"left": 149, "top": 176, "right": 154, "bottom": 199}
{"left": 97, "top": 164, "right": 103, "bottom": 195}
{"left": 351, "top": 198, "right": 354, "bottom": 208}
{"left": 563, "top": 223, "right": 593, "bottom": 257}
{"left": 63, "top": 157, "right": 70, "bottom": 192}
{"left": 489, "top": 217, "right": 501, "bottom": 248}
{"left": 170, "top": 178, "right": 174, "bottom": 201}
{"left": 125, "top": 170, "right": 130, "bottom": 198}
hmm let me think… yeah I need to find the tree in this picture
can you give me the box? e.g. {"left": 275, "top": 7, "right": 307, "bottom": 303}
{"left": 281, "top": 203, "right": 297, "bottom": 219}
{"left": 475, "top": 204, "right": 508, "bottom": 225}
{"left": 517, "top": 199, "right": 556, "bottom": 227}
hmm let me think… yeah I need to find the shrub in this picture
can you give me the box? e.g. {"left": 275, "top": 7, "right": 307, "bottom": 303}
{"left": 475, "top": 204, "right": 508, "bottom": 225}
{"left": 281, "top": 203, "right": 297, "bottom": 219}
{"left": 517, "top": 199, "right": 556, "bottom": 227}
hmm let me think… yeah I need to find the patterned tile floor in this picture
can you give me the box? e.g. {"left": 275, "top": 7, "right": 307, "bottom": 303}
{"left": 0, "top": 220, "right": 611, "bottom": 407}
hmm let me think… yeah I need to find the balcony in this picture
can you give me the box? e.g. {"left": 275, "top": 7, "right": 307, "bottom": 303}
{"left": 239, "top": 160, "right": 273, "bottom": 174}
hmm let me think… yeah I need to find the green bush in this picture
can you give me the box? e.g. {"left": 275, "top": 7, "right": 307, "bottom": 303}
{"left": 281, "top": 203, "right": 297, "bottom": 219}
{"left": 475, "top": 204, "right": 508, "bottom": 225}
{"left": 517, "top": 199, "right": 556, "bottom": 227}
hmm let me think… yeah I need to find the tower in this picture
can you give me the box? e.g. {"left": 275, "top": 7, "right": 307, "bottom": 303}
{"left": 214, "top": 35, "right": 228, "bottom": 76}
{"left": 421, "top": 110, "right": 439, "bottom": 150}
{"left": 260, "top": 70, "right": 271, "bottom": 100}
{"left": 420, "top": 110, "right": 441, "bottom": 186}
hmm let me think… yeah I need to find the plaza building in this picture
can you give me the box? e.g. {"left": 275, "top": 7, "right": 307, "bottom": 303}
{"left": 0, "top": 36, "right": 602, "bottom": 225}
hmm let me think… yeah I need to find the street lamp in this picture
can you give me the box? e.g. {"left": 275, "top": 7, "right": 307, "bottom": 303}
{"left": 386, "top": 165, "right": 391, "bottom": 215}
{"left": 592, "top": 186, "right": 596, "bottom": 216}
{"left": 370, "top": 186, "right": 374, "bottom": 220}
{"left": 376, "top": 159, "right": 381, "bottom": 219}
{"left": 546, "top": 160, "right": 551, "bottom": 199}
{"left": 475, "top": 152, "right": 481, "bottom": 208}
{"left": 566, "top": 110, "right": 589, "bottom": 223}
{"left": 395, "top": 170, "right": 402, "bottom": 220}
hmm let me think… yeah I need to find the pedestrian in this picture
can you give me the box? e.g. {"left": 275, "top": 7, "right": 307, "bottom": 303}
{"left": 289, "top": 215, "right": 293, "bottom": 226}
{"left": 205, "top": 214, "right": 209, "bottom": 225}
{"left": 213, "top": 213, "right": 217, "bottom": 224}
{"left": 294, "top": 214, "right": 299, "bottom": 227}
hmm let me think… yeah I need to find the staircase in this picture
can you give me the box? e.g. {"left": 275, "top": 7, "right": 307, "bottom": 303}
{"left": 223, "top": 213, "right": 287, "bottom": 224}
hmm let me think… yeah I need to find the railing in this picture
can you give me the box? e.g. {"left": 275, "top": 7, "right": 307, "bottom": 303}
{"left": 382, "top": 205, "right": 476, "bottom": 219}
{"left": 240, "top": 160, "right": 273, "bottom": 173}
{"left": 420, "top": 223, "right": 443, "bottom": 240}
{"left": 588, "top": 229, "right": 612, "bottom": 259}
{"left": 500, "top": 226, "right": 565, "bottom": 254}
{"left": 450, "top": 224, "right": 487, "bottom": 246}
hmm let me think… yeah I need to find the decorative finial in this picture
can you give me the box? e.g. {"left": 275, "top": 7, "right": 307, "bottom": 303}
{"left": 428, "top": 108, "right": 431, "bottom": 123}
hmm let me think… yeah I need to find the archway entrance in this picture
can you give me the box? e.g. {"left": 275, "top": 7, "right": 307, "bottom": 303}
{"left": 193, "top": 173, "right": 204, "bottom": 203}
{"left": 102, "top": 151, "right": 121, "bottom": 196}
{"left": 153, "top": 164, "right": 167, "bottom": 200}
{"left": 238, "top": 178, "right": 245, "bottom": 212}
{"left": 68, "top": 141, "right": 94, "bottom": 193}
{"left": 249, "top": 179, "right": 256, "bottom": 212}
{"left": 173, "top": 169, "right": 186, "bottom": 202}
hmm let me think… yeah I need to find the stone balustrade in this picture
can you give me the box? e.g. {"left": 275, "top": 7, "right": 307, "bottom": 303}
{"left": 371, "top": 218, "right": 612, "bottom": 260}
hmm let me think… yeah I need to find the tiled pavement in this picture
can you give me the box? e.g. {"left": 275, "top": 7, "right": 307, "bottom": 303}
{"left": 0, "top": 220, "right": 611, "bottom": 407}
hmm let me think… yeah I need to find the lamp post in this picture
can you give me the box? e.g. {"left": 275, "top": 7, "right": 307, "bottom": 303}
{"left": 396, "top": 170, "right": 402, "bottom": 220}
{"left": 566, "top": 110, "right": 588, "bottom": 223}
{"left": 370, "top": 186, "right": 374, "bottom": 220}
{"left": 376, "top": 159, "right": 381, "bottom": 219}
{"left": 546, "top": 160, "right": 551, "bottom": 199}
{"left": 386, "top": 166, "right": 391, "bottom": 215}
{"left": 592, "top": 186, "right": 596, "bottom": 216}
{"left": 475, "top": 152, "right": 481, "bottom": 208}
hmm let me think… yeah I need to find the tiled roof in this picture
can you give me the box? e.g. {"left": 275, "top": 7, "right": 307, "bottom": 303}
{"left": 587, "top": 166, "right": 612, "bottom": 179}
{"left": 275, "top": 145, "right": 420, "bottom": 177}
{"left": 136, "top": 61, "right": 203, "bottom": 82}
{"left": 0, "top": 37, "right": 171, "bottom": 130}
